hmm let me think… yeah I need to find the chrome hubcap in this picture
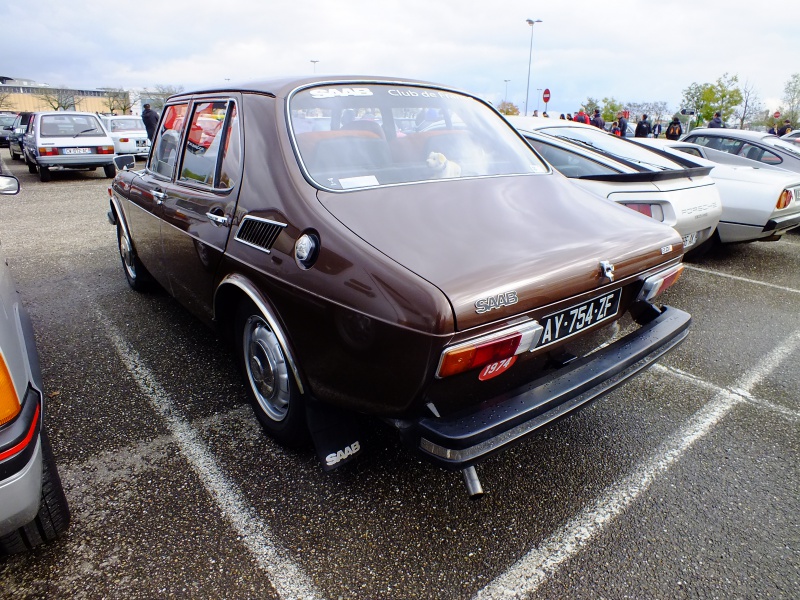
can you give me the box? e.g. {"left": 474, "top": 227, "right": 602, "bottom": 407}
{"left": 244, "top": 316, "right": 290, "bottom": 422}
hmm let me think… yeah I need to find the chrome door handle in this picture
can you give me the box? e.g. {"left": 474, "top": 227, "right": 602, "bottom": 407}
{"left": 152, "top": 190, "right": 166, "bottom": 205}
{"left": 206, "top": 212, "right": 230, "bottom": 227}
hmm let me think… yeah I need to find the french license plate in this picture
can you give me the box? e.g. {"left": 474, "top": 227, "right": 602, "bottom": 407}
{"left": 536, "top": 289, "right": 621, "bottom": 348}
{"left": 63, "top": 147, "right": 91, "bottom": 154}
{"left": 682, "top": 232, "right": 697, "bottom": 248}
{"left": 136, "top": 140, "right": 148, "bottom": 147}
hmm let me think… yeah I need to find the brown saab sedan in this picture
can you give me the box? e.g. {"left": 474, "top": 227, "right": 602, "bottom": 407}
{"left": 107, "top": 77, "right": 690, "bottom": 495}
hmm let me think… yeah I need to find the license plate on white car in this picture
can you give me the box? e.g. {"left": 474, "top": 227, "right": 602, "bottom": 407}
{"left": 682, "top": 232, "right": 697, "bottom": 248}
{"left": 536, "top": 288, "right": 621, "bottom": 349}
{"left": 136, "top": 140, "right": 148, "bottom": 147}
{"left": 63, "top": 147, "right": 91, "bottom": 154}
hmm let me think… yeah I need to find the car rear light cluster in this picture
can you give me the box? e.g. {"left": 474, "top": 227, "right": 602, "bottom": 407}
{"left": 621, "top": 203, "right": 665, "bottom": 222}
{"left": 38, "top": 147, "right": 59, "bottom": 156}
{"left": 0, "top": 355, "right": 21, "bottom": 426}
{"left": 776, "top": 188, "right": 795, "bottom": 210}
{"left": 636, "top": 264, "right": 684, "bottom": 303}
{"left": 97, "top": 145, "right": 115, "bottom": 154}
{"left": 436, "top": 320, "right": 543, "bottom": 378}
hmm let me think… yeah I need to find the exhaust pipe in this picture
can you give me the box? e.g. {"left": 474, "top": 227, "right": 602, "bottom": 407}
{"left": 461, "top": 466, "right": 484, "bottom": 499}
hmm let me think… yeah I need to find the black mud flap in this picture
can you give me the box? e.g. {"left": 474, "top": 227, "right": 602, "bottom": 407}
{"left": 305, "top": 401, "right": 365, "bottom": 471}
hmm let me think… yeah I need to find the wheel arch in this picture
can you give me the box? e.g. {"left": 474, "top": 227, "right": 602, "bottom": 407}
{"left": 214, "top": 274, "right": 306, "bottom": 395}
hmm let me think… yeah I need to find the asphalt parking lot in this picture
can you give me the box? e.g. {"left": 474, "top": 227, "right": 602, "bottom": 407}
{"left": 0, "top": 158, "right": 798, "bottom": 599}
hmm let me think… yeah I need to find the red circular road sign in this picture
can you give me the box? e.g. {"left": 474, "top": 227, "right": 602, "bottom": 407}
{"left": 774, "top": 111, "right": 781, "bottom": 119}
{"left": 542, "top": 88, "right": 551, "bottom": 103}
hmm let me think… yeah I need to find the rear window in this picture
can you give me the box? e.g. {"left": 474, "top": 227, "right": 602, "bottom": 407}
{"left": 108, "top": 118, "right": 146, "bottom": 132}
{"left": 289, "top": 84, "right": 547, "bottom": 190}
{"left": 40, "top": 114, "right": 104, "bottom": 137}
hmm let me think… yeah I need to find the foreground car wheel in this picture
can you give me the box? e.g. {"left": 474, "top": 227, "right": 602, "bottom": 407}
{"left": 26, "top": 159, "right": 36, "bottom": 174}
{"left": 9, "top": 147, "right": 19, "bottom": 161}
{"left": 38, "top": 166, "right": 51, "bottom": 182}
{"left": 0, "top": 430, "right": 70, "bottom": 554}
{"left": 236, "top": 305, "right": 307, "bottom": 446}
{"left": 117, "top": 224, "right": 151, "bottom": 291}
{"left": 103, "top": 164, "right": 116, "bottom": 178}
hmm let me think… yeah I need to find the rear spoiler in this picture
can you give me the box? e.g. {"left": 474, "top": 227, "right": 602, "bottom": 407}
{"left": 578, "top": 166, "right": 713, "bottom": 183}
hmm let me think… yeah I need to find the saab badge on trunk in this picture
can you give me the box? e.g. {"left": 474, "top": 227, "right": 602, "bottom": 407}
{"left": 475, "top": 290, "right": 519, "bottom": 314}
{"left": 600, "top": 260, "right": 615, "bottom": 282}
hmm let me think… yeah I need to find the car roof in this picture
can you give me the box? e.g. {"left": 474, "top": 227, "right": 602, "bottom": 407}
{"left": 685, "top": 128, "right": 775, "bottom": 142}
{"left": 167, "top": 75, "right": 449, "bottom": 102}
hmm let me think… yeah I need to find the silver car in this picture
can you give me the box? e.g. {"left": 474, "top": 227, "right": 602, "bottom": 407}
{"left": 0, "top": 174, "right": 70, "bottom": 552}
{"left": 99, "top": 115, "right": 151, "bottom": 158}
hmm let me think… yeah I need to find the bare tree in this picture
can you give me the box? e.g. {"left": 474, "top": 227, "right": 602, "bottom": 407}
{"left": 35, "top": 86, "right": 81, "bottom": 111}
{"left": 782, "top": 73, "right": 800, "bottom": 126}
{"left": 141, "top": 84, "right": 185, "bottom": 111}
{"left": 0, "top": 88, "right": 13, "bottom": 110}
{"left": 733, "top": 81, "right": 763, "bottom": 129}
{"left": 100, "top": 87, "right": 135, "bottom": 114}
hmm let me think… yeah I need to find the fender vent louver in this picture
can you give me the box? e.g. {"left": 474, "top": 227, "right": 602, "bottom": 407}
{"left": 235, "top": 216, "right": 287, "bottom": 253}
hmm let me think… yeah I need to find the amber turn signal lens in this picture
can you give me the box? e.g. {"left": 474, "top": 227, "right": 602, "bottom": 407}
{"left": 777, "top": 189, "right": 793, "bottom": 210}
{"left": 0, "top": 355, "right": 21, "bottom": 427}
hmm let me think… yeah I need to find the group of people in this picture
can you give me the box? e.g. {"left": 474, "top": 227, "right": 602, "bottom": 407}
{"left": 550, "top": 107, "right": 685, "bottom": 141}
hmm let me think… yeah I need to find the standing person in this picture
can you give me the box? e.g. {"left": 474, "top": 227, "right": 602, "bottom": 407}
{"left": 610, "top": 121, "right": 621, "bottom": 136}
{"left": 566, "top": 113, "right": 573, "bottom": 121}
{"left": 777, "top": 119, "right": 793, "bottom": 136}
{"left": 573, "top": 107, "right": 590, "bottom": 124}
{"left": 618, "top": 112, "right": 629, "bottom": 138}
{"left": 591, "top": 108, "right": 605, "bottom": 129}
{"left": 142, "top": 103, "right": 160, "bottom": 141}
{"left": 652, "top": 121, "right": 662, "bottom": 138}
{"left": 708, "top": 111, "right": 723, "bottom": 128}
{"left": 767, "top": 123, "right": 778, "bottom": 135}
{"left": 665, "top": 116, "right": 683, "bottom": 140}
{"left": 559, "top": 113, "right": 566, "bottom": 120}
{"left": 634, "top": 114, "right": 651, "bottom": 138}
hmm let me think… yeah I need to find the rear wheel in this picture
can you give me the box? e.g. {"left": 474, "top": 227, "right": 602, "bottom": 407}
{"left": 0, "top": 430, "right": 70, "bottom": 554}
{"left": 9, "top": 147, "right": 20, "bottom": 160}
{"left": 236, "top": 303, "right": 308, "bottom": 446}
{"left": 38, "top": 166, "right": 51, "bottom": 182}
{"left": 117, "top": 223, "right": 151, "bottom": 291}
{"left": 103, "top": 164, "right": 116, "bottom": 178}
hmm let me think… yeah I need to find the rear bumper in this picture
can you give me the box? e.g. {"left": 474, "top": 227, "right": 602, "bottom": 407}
{"left": 36, "top": 155, "right": 114, "bottom": 168}
{"left": 395, "top": 305, "right": 691, "bottom": 470}
{"left": 764, "top": 212, "right": 800, "bottom": 234}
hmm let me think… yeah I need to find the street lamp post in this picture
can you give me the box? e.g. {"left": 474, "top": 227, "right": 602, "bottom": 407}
{"left": 536, "top": 88, "right": 542, "bottom": 113}
{"left": 504, "top": 79, "right": 510, "bottom": 105}
{"left": 524, "top": 18, "right": 542, "bottom": 117}
{"left": 310, "top": 60, "right": 319, "bottom": 73}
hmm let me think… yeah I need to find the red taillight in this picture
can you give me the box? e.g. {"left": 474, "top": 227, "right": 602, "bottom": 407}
{"left": 38, "top": 147, "right": 59, "bottom": 156}
{"left": 97, "top": 145, "right": 115, "bottom": 155}
{"left": 621, "top": 203, "right": 664, "bottom": 222}
{"left": 119, "top": 137, "right": 129, "bottom": 142}
{"left": 436, "top": 321, "right": 543, "bottom": 378}
{"left": 777, "top": 189, "right": 794, "bottom": 210}
{"left": 637, "top": 264, "right": 684, "bottom": 302}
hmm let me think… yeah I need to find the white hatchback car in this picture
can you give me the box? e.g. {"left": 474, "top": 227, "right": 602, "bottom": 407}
{"left": 508, "top": 116, "right": 722, "bottom": 254}
{"left": 22, "top": 111, "right": 117, "bottom": 182}
{"left": 99, "top": 115, "right": 151, "bottom": 158}
{"left": 634, "top": 138, "right": 800, "bottom": 245}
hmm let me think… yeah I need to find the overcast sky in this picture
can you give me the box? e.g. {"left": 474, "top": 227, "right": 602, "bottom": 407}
{"left": 3, "top": 0, "right": 797, "bottom": 116}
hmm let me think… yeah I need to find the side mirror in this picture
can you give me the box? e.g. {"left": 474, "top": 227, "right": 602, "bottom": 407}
{"left": 114, "top": 154, "right": 136, "bottom": 171}
{"left": 0, "top": 175, "right": 20, "bottom": 195}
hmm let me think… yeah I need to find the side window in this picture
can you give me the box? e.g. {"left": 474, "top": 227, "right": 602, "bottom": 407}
{"left": 676, "top": 147, "right": 703, "bottom": 158}
{"left": 149, "top": 103, "right": 188, "bottom": 178}
{"left": 219, "top": 103, "right": 241, "bottom": 189}
{"left": 716, "top": 137, "right": 743, "bottom": 155}
{"left": 179, "top": 100, "right": 232, "bottom": 187}
{"left": 739, "top": 142, "right": 781, "bottom": 165}
{"left": 526, "top": 139, "right": 619, "bottom": 177}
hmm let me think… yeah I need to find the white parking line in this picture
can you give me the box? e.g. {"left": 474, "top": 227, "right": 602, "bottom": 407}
{"left": 95, "top": 309, "right": 322, "bottom": 600}
{"left": 474, "top": 329, "right": 800, "bottom": 600}
{"left": 684, "top": 264, "right": 800, "bottom": 294}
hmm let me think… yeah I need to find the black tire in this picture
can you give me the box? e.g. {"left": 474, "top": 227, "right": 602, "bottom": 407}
{"left": 38, "top": 166, "right": 51, "bottom": 182}
{"left": 684, "top": 230, "right": 720, "bottom": 262}
{"left": 117, "top": 223, "right": 152, "bottom": 291}
{"left": 27, "top": 159, "right": 37, "bottom": 174}
{"left": 0, "top": 430, "right": 70, "bottom": 554}
{"left": 235, "top": 303, "right": 308, "bottom": 447}
{"left": 9, "top": 147, "right": 20, "bottom": 161}
{"left": 103, "top": 164, "right": 116, "bottom": 178}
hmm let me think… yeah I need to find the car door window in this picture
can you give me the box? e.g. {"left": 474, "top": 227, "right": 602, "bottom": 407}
{"left": 525, "top": 138, "right": 620, "bottom": 177}
{"left": 149, "top": 103, "right": 188, "bottom": 179}
{"left": 738, "top": 142, "right": 781, "bottom": 165}
{"left": 178, "top": 100, "right": 239, "bottom": 189}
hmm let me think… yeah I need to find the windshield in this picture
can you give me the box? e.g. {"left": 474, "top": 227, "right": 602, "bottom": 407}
{"left": 289, "top": 84, "right": 548, "bottom": 190}
{"left": 108, "top": 118, "right": 146, "bottom": 132}
{"left": 0, "top": 115, "right": 15, "bottom": 127}
{"left": 40, "top": 114, "right": 104, "bottom": 137}
{"left": 535, "top": 125, "right": 685, "bottom": 171}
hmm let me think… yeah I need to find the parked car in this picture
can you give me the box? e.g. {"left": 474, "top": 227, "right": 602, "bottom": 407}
{"left": 634, "top": 138, "right": 800, "bottom": 246}
{"left": 22, "top": 111, "right": 116, "bottom": 182}
{"left": 508, "top": 116, "right": 722, "bottom": 253}
{"left": 781, "top": 130, "right": 800, "bottom": 145}
{"left": 107, "top": 77, "right": 691, "bottom": 495}
{"left": 0, "top": 173, "right": 70, "bottom": 552}
{"left": 0, "top": 113, "right": 16, "bottom": 148}
{"left": 682, "top": 128, "right": 800, "bottom": 173}
{"left": 4, "top": 112, "right": 32, "bottom": 161}
{"left": 98, "top": 115, "right": 151, "bottom": 158}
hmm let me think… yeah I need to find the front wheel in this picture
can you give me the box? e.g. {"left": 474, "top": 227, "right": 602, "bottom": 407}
{"left": 236, "top": 304, "right": 308, "bottom": 447}
{"left": 103, "top": 164, "right": 116, "bottom": 178}
{"left": 0, "top": 430, "right": 70, "bottom": 554}
{"left": 117, "top": 223, "right": 151, "bottom": 291}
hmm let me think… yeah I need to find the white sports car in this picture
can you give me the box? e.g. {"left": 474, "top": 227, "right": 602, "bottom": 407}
{"left": 634, "top": 138, "right": 800, "bottom": 245}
